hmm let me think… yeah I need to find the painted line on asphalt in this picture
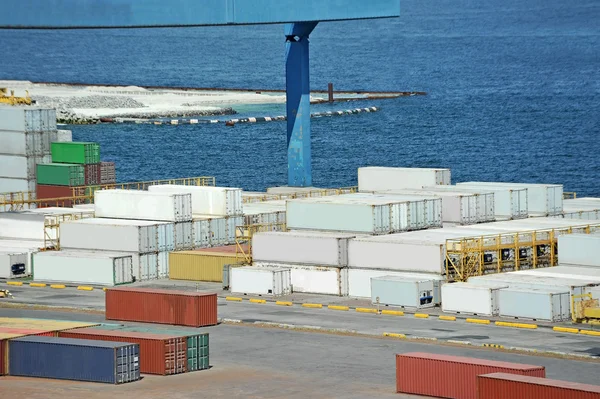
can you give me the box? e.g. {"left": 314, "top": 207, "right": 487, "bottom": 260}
{"left": 466, "top": 318, "right": 491, "bottom": 325}
{"left": 328, "top": 305, "right": 350, "bottom": 311}
{"left": 496, "top": 321, "right": 538, "bottom": 329}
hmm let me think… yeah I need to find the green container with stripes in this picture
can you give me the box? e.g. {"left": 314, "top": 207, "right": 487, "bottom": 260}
{"left": 36, "top": 163, "right": 85, "bottom": 186}
{"left": 94, "top": 324, "right": 209, "bottom": 371}
{"left": 51, "top": 142, "right": 100, "bottom": 164}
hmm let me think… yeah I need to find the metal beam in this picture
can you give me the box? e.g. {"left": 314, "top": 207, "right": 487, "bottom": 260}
{"left": 0, "top": 0, "right": 400, "bottom": 29}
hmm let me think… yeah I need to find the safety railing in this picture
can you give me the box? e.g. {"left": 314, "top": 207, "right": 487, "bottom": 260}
{"left": 235, "top": 222, "right": 287, "bottom": 264}
{"left": 0, "top": 191, "right": 37, "bottom": 212}
{"left": 42, "top": 212, "right": 96, "bottom": 251}
{"left": 445, "top": 222, "right": 600, "bottom": 281}
{"left": 241, "top": 186, "right": 358, "bottom": 203}
{"left": 563, "top": 192, "right": 577, "bottom": 200}
{"left": 71, "top": 176, "right": 216, "bottom": 197}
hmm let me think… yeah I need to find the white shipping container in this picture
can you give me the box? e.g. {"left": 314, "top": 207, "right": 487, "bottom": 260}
{"left": 56, "top": 129, "right": 72, "bottom": 142}
{"left": 0, "top": 239, "right": 43, "bottom": 275}
{"left": 441, "top": 282, "right": 508, "bottom": 316}
{"left": 33, "top": 250, "right": 134, "bottom": 286}
{"left": 0, "top": 154, "right": 52, "bottom": 179}
{"left": 253, "top": 231, "right": 356, "bottom": 267}
{"left": 230, "top": 266, "right": 292, "bottom": 296}
{"left": 0, "top": 130, "right": 56, "bottom": 156}
{"left": 243, "top": 210, "right": 286, "bottom": 226}
{"left": 148, "top": 185, "right": 243, "bottom": 216}
{"left": 0, "top": 251, "right": 28, "bottom": 278}
{"left": 158, "top": 251, "right": 169, "bottom": 278}
{"left": 94, "top": 189, "right": 193, "bottom": 222}
{"left": 557, "top": 233, "right": 600, "bottom": 267}
{"left": 358, "top": 167, "right": 451, "bottom": 191}
{"left": 371, "top": 276, "right": 438, "bottom": 308}
{"left": 174, "top": 221, "right": 193, "bottom": 250}
{"left": 24, "top": 207, "right": 95, "bottom": 217}
{"left": 0, "top": 106, "right": 56, "bottom": 132}
{"left": 348, "top": 268, "right": 445, "bottom": 298}
{"left": 254, "top": 262, "right": 348, "bottom": 296}
{"left": 60, "top": 218, "right": 159, "bottom": 253}
{"left": 0, "top": 177, "right": 36, "bottom": 194}
{"left": 0, "top": 213, "right": 48, "bottom": 240}
{"left": 457, "top": 182, "right": 563, "bottom": 216}
{"left": 498, "top": 288, "right": 570, "bottom": 321}
{"left": 519, "top": 265, "right": 600, "bottom": 280}
{"left": 193, "top": 215, "right": 243, "bottom": 247}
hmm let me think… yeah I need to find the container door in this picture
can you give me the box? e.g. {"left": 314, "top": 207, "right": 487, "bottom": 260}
{"left": 116, "top": 344, "right": 140, "bottom": 384}
{"left": 158, "top": 252, "right": 169, "bottom": 278}
{"left": 186, "top": 336, "right": 198, "bottom": 371}
{"left": 199, "top": 334, "right": 209, "bottom": 370}
{"left": 193, "top": 219, "right": 210, "bottom": 248}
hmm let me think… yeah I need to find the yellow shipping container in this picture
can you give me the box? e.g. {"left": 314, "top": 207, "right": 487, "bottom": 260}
{"left": 169, "top": 251, "right": 244, "bottom": 282}
{"left": 0, "top": 318, "right": 99, "bottom": 331}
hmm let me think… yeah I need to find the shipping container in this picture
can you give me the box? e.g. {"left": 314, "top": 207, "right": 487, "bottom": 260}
{"left": 266, "top": 186, "right": 336, "bottom": 196}
{"left": 558, "top": 233, "right": 600, "bottom": 267}
{"left": 8, "top": 335, "right": 139, "bottom": 383}
{"left": 441, "top": 282, "right": 508, "bottom": 316}
{"left": 58, "top": 328, "right": 186, "bottom": 375}
{"left": 0, "top": 317, "right": 99, "bottom": 331}
{"left": 169, "top": 249, "right": 242, "bottom": 282}
{"left": 243, "top": 209, "right": 286, "bottom": 226}
{"left": 230, "top": 266, "right": 292, "bottom": 296}
{"left": 0, "top": 327, "right": 56, "bottom": 337}
{"left": 0, "top": 154, "right": 51, "bottom": 179}
{"left": 0, "top": 251, "right": 27, "bottom": 278}
{"left": 423, "top": 185, "right": 528, "bottom": 220}
{"left": 36, "top": 184, "right": 74, "bottom": 206}
{"left": 0, "top": 177, "right": 36, "bottom": 193}
{"left": 371, "top": 276, "right": 438, "bottom": 308}
{"left": 105, "top": 287, "right": 218, "bottom": 327}
{"left": 61, "top": 217, "right": 163, "bottom": 253}
{"left": 148, "top": 185, "right": 243, "bottom": 216}
{"left": 395, "top": 352, "right": 545, "bottom": 399}
{"left": 0, "top": 213, "right": 48, "bottom": 240}
{"left": 255, "top": 262, "right": 349, "bottom": 296}
{"left": 518, "top": 265, "right": 600, "bottom": 280}
{"left": 457, "top": 182, "right": 563, "bottom": 216}
{"left": 56, "top": 129, "right": 73, "bottom": 142}
{"left": 253, "top": 231, "right": 356, "bottom": 267}
{"left": 95, "top": 190, "right": 193, "bottom": 222}
{"left": 358, "top": 167, "right": 451, "bottom": 191}
{"left": 477, "top": 372, "right": 600, "bottom": 399}
{"left": 348, "top": 268, "right": 445, "bottom": 298}
{"left": 377, "top": 189, "right": 495, "bottom": 225}
{"left": 287, "top": 194, "right": 442, "bottom": 234}
{"left": 0, "top": 106, "right": 56, "bottom": 132}
{"left": 50, "top": 142, "right": 100, "bottom": 164}
{"left": 193, "top": 215, "right": 243, "bottom": 247}
{"left": 100, "top": 161, "right": 116, "bottom": 184}
{"left": 498, "top": 287, "right": 570, "bottom": 321}
{"left": 36, "top": 163, "right": 85, "bottom": 186}
{"left": 33, "top": 250, "right": 133, "bottom": 286}
{"left": 174, "top": 221, "right": 194, "bottom": 250}
{"left": 0, "top": 239, "right": 42, "bottom": 275}
{"left": 83, "top": 163, "right": 101, "bottom": 185}
{"left": 0, "top": 130, "right": 54, "bottom": 156}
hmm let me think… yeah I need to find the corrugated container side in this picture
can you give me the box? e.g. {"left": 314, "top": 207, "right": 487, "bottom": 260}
{"left": 0, "top": 177, "right": 36, "bottom": 194}
{"left": 169, "top": 251, "right": 240, "bottom": 282}
{"left": 105, "top": 287, "right": 218, "bottom": 327}
{"left": 8, "top": 335, "right": 140, "bottom": 384}
{"left": 58, "top": 328, "right": 186, "bottom": 375}
{"left": 84, "top": 163, "right": 102, "bottom": 185}
{"left": 396, "top": 352, "right": 545, "bottom": 399}
{"left": 51, "top": 142, "right": 100, "bottom": 164}
{"left": 477, "top": 373, "right": 600, "bottom": 399}
{"left": 95, "top": 190, "right": 193, "bottom": 222}
{"left": 36, "top": 163, "right": 85, "bottom": 186}
{"left": 100, "top": 161, "right": 116, "bottom": 184}
{"left": 230, "top": 266, "right": 292, "bottom": 296}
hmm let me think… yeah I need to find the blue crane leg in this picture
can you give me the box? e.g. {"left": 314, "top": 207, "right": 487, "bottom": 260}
{"left": 286, "top": 22, "right": 317, "bottom": 187}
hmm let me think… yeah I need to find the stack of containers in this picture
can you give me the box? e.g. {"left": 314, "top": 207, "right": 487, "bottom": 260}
{"left": 242, "top": 199, "right": 286, "bottom": 226}
{"left": 36, "top": 142, "right": 100, "bottom": 205}
{"left": 358, "top": 166, "right": 451, "bottom": 191}
{"left": 0, "top": 106, "right": 57, "bottom": 195}
{"left": 100, "top": 161, "right": 116, "bottom": 184}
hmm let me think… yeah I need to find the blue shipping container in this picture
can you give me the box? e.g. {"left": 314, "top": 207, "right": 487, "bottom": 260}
{"left": 8, "top": 335, "right": 140, "bottom": 384}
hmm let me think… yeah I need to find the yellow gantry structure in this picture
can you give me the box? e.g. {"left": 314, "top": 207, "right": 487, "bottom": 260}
{"left": 242, "top": 186, "right": 358, "bottom": 203}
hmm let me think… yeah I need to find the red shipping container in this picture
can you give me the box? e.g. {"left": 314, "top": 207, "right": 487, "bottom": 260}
{"left": 0, "top": 339, "right": 5, "bottom": 376}
{"left": 59, "top": 327, "right": 186, "bottom": 375}
{"left": 477, "top": 373, "right": 600, "bottom": 399}
{"left": 84, "top": 163, "right": 101, "bottom": 185}
{"left": 396, "top": 352, "right": 545, "bottom": 399}
{"left": 36, "top": 184, "right": 74, "bottom": 207}
{"left": 105, "top": 287, "right": 218, "bottom": 327}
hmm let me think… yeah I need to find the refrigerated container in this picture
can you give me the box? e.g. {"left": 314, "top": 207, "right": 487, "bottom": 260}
{"left": 252, "top": 231, "right": 356, "bottom": 267}
{"left": 33, "top": 250, "right": 134, "bottom": 286}
{"left": 518, "top": 265, "right": 600, "bottom": 280}
{"left": 0, "top": 251, "right": 27, "bottom": 278}
{"left": 371, "top": 276, "right": 438, "bottom": 308}
{"left": 230, "top": 266, "right": 292, "bottom": 296}
{"left": 0, "top": 177, "right": 36, "bottom": 193}
{"left": 148, "top": 185, "right": 243, "bottom": 216}
{"left": 58, "top": 328, "right": 186, "bottom": 375}
{"left": 36, "top": 163, "right": 85, "bottom": 186}
{"left": 0, "top": 106, "right": 56, "bottom": 132}
{"left": 395, "top": 352, "right": 545, "bottom": 399}
{"left": 498, "top": 288, "right": 570, "bottom": 321}
{"left": 457, "top": 182, "right": 563, "bottom": 216}
{"left": 193, "top": 215, "right": 243, "bottom": 247}
{"left": 173, "top": 221, "right": 193, "bottom": 250}
{"left": 0, "top": 239, "right": 42, "bottom": 275}
{"left": 358, "top": 167, "right": 451, "bottom": 191}
{"left": 95, "top": 190, "right": 193, "bottom": 222}
{"left": 105, "top": 287, "right": 218, "bottom": 327}
{"left": 348, "top": 268, "right": 445, "bottom": 299}
{"left": 8, "top": 335, "right": 140, "bottom": 384}
{"left": 441, "top": 282, "right": 508, "bottom": 316}
{"left": 50, "top": 142, "right": 100, "bottom": 164}
{"left": 255, "top": 262, "right": 348, "bottom": 296}
{"left": 477, "top": 373, "right": 600, "bottom": 399}
{"left": 558, "top": 233, "right": 600, "bottom": 267}
{"left": 0, "top": 130, "right": 54, "bottom": 156}
{"left": 0, "top": 154, "right": 51, "bottom": 179}
{"left": 0, "top": 213, "right": 47, "bottom": 240}
{"left": 169, "top": 249, "right": 241, "bottom": 282}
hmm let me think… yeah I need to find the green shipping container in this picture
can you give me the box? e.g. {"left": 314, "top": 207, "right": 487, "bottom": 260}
{"left": 94, "top": 325, "right": 209, "bottom": 371}
{"left": 51, "top": 142, "right": 100, "bottom": 164}
{"left": 36, "top": 163, "right": 85, "bottom": 186}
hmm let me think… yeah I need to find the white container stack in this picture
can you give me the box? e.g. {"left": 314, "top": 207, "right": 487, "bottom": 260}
{"left": 193, "top": 215, "right": 244, "bottom": 247}
{"left": 230, "top": 266, "right": 292, "bottom": 296}
{"left": 0, "top": 213, "right": 49, "bottom": 241}
{"left": 358, "top": 167, "right": 451, "bottom": 191}
{"left": 441, "top": 282, "right": 508, "bottom": 316}
{"left": 255, "top": 262, "right": 349, "bottom": 296}
{"left": 371, "top": 276, "right": 439, "bottom": 309}
{"left": 148, "top": 185, "right": 243, "bottom": 216}
{"left": 0, "top": 251, "right": 27, "bottom": 279}
{"left": 457, "top": 182, "right": 563, "bottom": 216}
{"left": 498, "top": 288, "right": 571, "bottom": 322}
{"left": 348, "top": 269, "right": 445, "bottom": 298}
{"left": 242, "top": 200, "right": 286, "bottom": 226}
{"left": 286, "top": 193, "right": 442, "bottom": 234}
{"left": 0, "top": 106, "right": 58, "bottom": 194}
{"left": 557, "top": 233, "right": 600, "bottom": 267}
{"left": 94, "top": 190, "right": 193, "bottom": 222}
{"left": 0, "top": 239, "right": 43, "bottom": 276}
{"left": 33, "top": 250, "right": 134, "bottom": 286}
{"left": 559, "top": 198, "right": 600, "bottom": 220}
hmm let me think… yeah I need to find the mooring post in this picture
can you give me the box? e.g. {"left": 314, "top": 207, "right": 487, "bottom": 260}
{"left": 328, "top": 83, "right": 334, "bottom": 103}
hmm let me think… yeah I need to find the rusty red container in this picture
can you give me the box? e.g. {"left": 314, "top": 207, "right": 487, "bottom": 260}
{"left": 84, "top": 163, "right": 101, "bottom": 185}
{"left": 396, "top": 352, "right": 545, "bottom": 399}
{"left": 36, "top": 184, "right": 74, "bottom": 207}
{"left": 105, "top": 287, "right": 218, "bottom": 327}
{"left": 0, "top": 339, "right": 5, "bottom": 375}
{"left": 478, "top": 373, "right": 600, "bottom": 399}
{"left": 58, "top": 327, "right": 187, "bottom": 375}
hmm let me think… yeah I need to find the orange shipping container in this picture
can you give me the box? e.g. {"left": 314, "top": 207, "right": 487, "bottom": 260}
{"left": 105, "top": 287, "right": 218, "bottom": 327}
{"left": 477, "top": 373, "right": 600, "bottom": 399}
{"left": 396, "top": 352, "right": 545, "bottom": 399}
{"left": 59, "top": 328, "right": 186, "bottom": 375}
